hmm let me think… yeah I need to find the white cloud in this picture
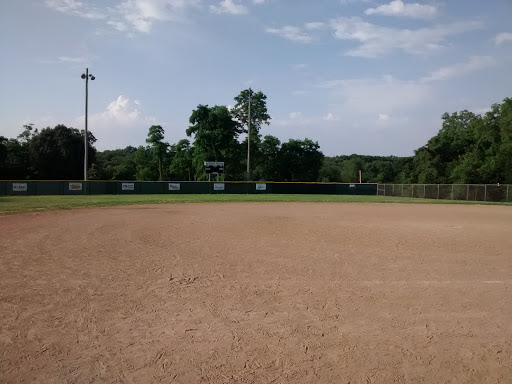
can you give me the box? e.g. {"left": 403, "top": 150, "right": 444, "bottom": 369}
{"left": 115, "top": 0, "right": 200, "bottom": 33}
{"left": 267, "top": 21, "right": 328, "bottom": 43}
{"left": 323, "top": 112, "right": 337, "bottom": 121}
{"left": 45, "top": 0, "right": 106, "bottom": 20}
{"left": 253, "top": 0, "right": 265, "bottom": 3}
{"left": 210, "top": 0, "right": 248, "bottom": 15}
{"left": 365, "top": 0, "right": 437, "bottom": 19}
{"left": 74, "top": 95, "right": 158, "bottom": 150}
{"left": 266, "top": 26, "right": 313, "bottom": 43}
{"left": 293, "top": 63, "right": 308, "bottom": 69}
{"left": 46, "top": 0, "right": 200, "bottom": 34}
{"left": 37, "top": 55, "right": 93, "bottom": 65}
{"left": 305, "top": 22, "right": 325, "bottom": 30}
{"left": 495, "top": 32, "right": 512, "bottom": 45}
{"left": 330, "top": 17, "right": 482, "bottom": 57}
{"left": 340, "top": 0, "right": 370, "bottom": 4}
{"left": 421, "top": 56, "right": 497, "bottom": 82}
{"left": 378, "top": 113, "right": 390, "bottom": 121}
{"left": 319, "top": 75, "right": 431, "bottom": 115}
{"left": 289, "top": 112, "right": 303, "bottom": 119}
{"left": 57, "top": 56, "right": 87, "bottom": 64}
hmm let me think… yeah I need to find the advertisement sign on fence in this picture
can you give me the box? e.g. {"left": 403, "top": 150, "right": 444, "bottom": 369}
{"left": 122, "top": 183, "right": 134, "bottom": 191}
{"left": 168, "top": 183, "right": 180, "bottom": 191}
{"left": 69, "top": 182, "right": 82, "bottom": 191}
{"left": 349, "top": 184, "right": 356, "bottom": 188}
{"left": 13, "top": 183, "right": 27, "bottom": 192}
{"left": 213, "top": 183, "right": 225, "bottom": 191}
{"left": 256, "top": 183, "right": 267, "bottom": 191}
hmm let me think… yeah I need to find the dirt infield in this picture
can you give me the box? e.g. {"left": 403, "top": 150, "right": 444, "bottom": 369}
{"left": 1, "top": 203, "right": 511, "bottom": 383}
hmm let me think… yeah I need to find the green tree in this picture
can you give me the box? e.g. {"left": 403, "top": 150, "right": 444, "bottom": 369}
{"left": 146, "top": 125, "right": 168, "bottom": 181}
{"left": 318, "top": 157, "right": 342, "bottom": 182}
{"left": 169, "top": 139, "right": 193, "bottom": 180}
{"left": 405, "top": 98, "right": 512, "bottom": 184}
{"left": 231, "top": 89, "right": 271, "bottom": 179}
{"left": 231, "top": 89, "right": 271, "bottom": 135}
{"left": 134, "top": 146, "right": 159, "bottom": 181}
{"left": 279, "top": 138, "right": 324, "bottom": 182}
{"left": 0, "top": 136, "right": 8, "bottom": 177}
{"left": 339, "top": 157, "right": 363, "bottom": 183}
{"left": 94, "top": 146, "right": 138, "bottom": 180}
{"left": 29, "top": 124, "right": 96, "bottom": 180}
{"left": 187, "top": 105, "right": 243, "bottom": 180}
{"left": 254, "top": 135, "right": 281, "bottom": 181}
{"left": 0, "top": 136, "right": 7, "bottom": 163}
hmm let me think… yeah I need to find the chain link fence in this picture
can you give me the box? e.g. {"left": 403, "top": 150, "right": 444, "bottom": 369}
{"left": 377, "top": 184, "right": 511, "bottom": 203}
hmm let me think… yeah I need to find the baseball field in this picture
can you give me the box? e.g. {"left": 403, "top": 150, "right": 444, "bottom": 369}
{"left": 1, "top": 196, "right": 511, "bottom": 383}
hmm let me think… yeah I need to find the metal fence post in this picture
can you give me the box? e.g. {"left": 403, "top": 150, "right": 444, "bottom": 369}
{"left": 467, "top": 184, "right": 469, "bottom": 201}
{"left": 437, "top": 184, "right": 440, "bottom": 199}
{"left": 508, "top": 185, "right": 510, "bottom": 202}
{"left": 393, "top": 184, "right": 395, "bottom": 196}
{"left": 412, "top": 184, "right": 414, "bottom": 198}
{"left": 402, "top": 184, "right": 404, "bottom": 197}
{"left": 485, "top": 184, "right": 487, "bottom": 201}
{"left": 423, "top": 184, "right": 426, "bottom": 199}
{"left": 451, "top": 184, "right": 454, "bottom": 200}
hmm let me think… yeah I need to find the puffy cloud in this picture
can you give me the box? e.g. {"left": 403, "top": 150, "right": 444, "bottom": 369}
{"left": 421, "top": 56, "right": 497, "bottom": 82}
{"left": 44, "top": 0, "right": 106, "bottom": 20}
{"left": 74, "top": 95, "right": 158, "bottom": 150}
{"left": 266, "top": 26, "right": 313, "bottom": 43}
{"left": 305, "top": 22, "right": 325, "bottom": 30}
{"left": 46, "top": 0, "right": 200, "bottom": 34}
{"left": 495, "top": 32, "right": 512, "bottom": 45}
{"left": 323, "top": 112, "right": 337, "bottom": 121}
{"left": 210, "top": 0, "right": 248, "bottom": 15}
{"left": 330, "top": 17, "right": 482, "bottom": 57}
{"left": 113, "top": 0, "right": 200, "bottom": 33}
{"left": 365, "top": 0, "right": 437, "bottom": 19}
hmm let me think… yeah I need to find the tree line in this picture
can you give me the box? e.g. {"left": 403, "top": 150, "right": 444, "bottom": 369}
{"left": 1, "top": 95, "right": 511, "bottom": 184}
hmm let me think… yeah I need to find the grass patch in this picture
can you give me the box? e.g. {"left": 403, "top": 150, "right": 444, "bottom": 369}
{"left": 0, "top": 194, "right": 510, "bottom": 215}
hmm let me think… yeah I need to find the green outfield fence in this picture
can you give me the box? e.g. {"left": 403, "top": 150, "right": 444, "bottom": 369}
{"left": 377, "top": 184, "right": 511, "bottom": 203}
{"left": 0, "top": 180, "right": 378, "bottom": 196}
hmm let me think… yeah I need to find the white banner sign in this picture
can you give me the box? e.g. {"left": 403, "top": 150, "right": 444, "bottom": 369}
{"left": 349, "top": 184, "right": 356, "bottom": 188}
{"left": 213, "top": 183, "right": 225, "bottom": 191}
{"left": 69, "top": 182, "right": 83, "bottom": 191}
{"left": 168, "top": 183, "right": 180, "bottom": 191}
{"left": 13, "top": 183, "right": 27, "bottom": 192}
{"left": 256, "top": 183, "right": 267, "bottom": 191}
{"left": 122, "top": 183, "right": 134, "bottom": 191}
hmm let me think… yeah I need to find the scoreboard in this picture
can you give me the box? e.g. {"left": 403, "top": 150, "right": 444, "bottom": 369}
{"left": 204, "top": 161, "right": 224, "bottom": 174}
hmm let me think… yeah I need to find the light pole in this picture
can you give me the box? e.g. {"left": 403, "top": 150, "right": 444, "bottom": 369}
{"left": 247, "top": 88, "right": 251, "bottom": 181}
{"left": 80, "top": 68, "right": 95, "bottom": 181}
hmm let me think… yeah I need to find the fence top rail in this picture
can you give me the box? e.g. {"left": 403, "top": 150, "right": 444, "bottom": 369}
{"left": 379, "top": 183, "right": 510, "bottom": 186}
{"left": 0, "top": 180, "right": 378, "bottom": 185}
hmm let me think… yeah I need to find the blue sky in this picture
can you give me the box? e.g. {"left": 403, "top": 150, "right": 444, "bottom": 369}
{"left": 1, "top": 0, "right": 511, "bottom": 156}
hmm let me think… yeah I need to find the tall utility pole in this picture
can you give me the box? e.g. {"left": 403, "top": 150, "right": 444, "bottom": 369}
{"left": 247, "top": 88, "right": 251, "bottom": 181}
{"left": 80, "top": 68, "right": 95, "bottom": 181}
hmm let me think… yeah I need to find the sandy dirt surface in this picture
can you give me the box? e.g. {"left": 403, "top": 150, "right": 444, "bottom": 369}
{"left": 1, "top": 202, "right": 511, "bottom": 383}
